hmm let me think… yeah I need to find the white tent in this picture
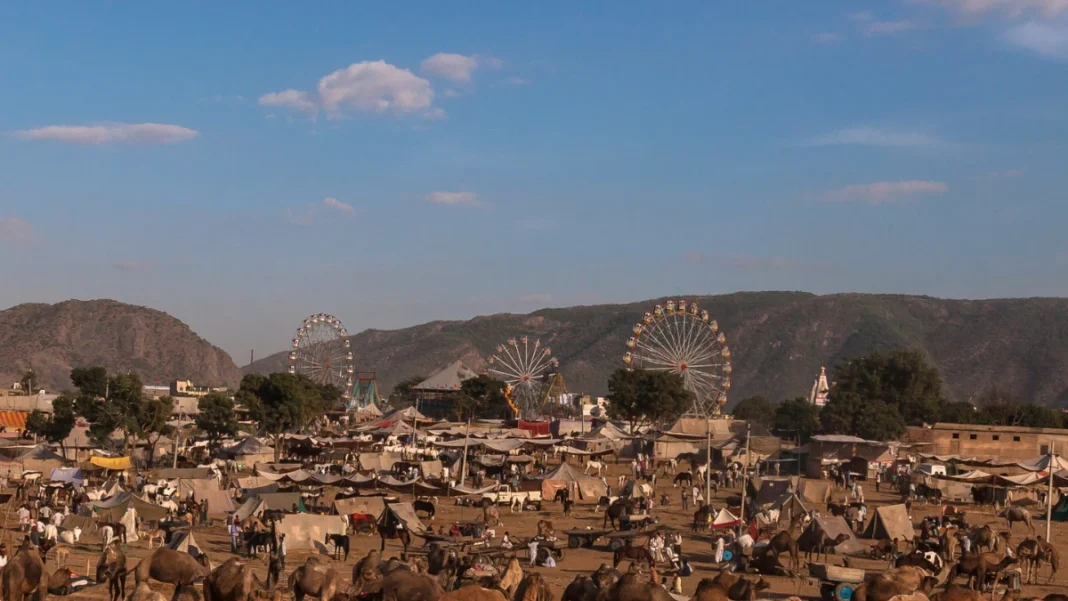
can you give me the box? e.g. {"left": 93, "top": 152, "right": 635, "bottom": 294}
{"left": 711, "top": 508, "right": 740, "bottom": 529}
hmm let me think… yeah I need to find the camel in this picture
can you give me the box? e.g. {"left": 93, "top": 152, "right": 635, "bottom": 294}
{"left": 852, "top": 566, "right": 937, "bottom": 601}
{"left": 514, "top": 572, "right": 554, "bottom": 601}
{"left": 380, "top": 566, "right": 445, "bottom": 601}
{"left": 613, "top": 545, "right": 654, "bottom": 569}
{"left": 288, "top": 557, "right": 344, "bottom": 601}
{"left": 766, "top": 530, "right": 802, "bottom": 572}
{"left": 134, "top": 548, "right": 211, "bottom": 597}
{"left": 96, "top": 540, "right": 128, "bottom": 601}
{"left": 948, "top": 552, "right": 1016, "bottom": 591}
{"left": 484, "top": 504, "right": 502, "bottom": 527}
{"left": 2, "top": 541, "right": 46, "bottom": 601}
{"left": 603, "top": 572, "right": 676, "bottom": 601}
{"left": 497, "top": 558, "right": 524, "bottom": 598}
{"left": 47, "top": 567, "right": 74, "bottom": 596}
{"left": 351, "top": 549, "right": 383, "bottom": 593}
{"left": 536, "top": 520, "right": 554, "bottom": 539}
{"left": 998, "top": 507, "right": 1034, "bottom": 537}
{"left": 130, "top": 582, "right": 170, "bottom": 601}
{"left": 439, "top": 585, "right": 507, "bottom": 601}
{"left": 930, "top": 584, "right": 987, "bottom": 601}
{"left": 202, "top": 557, "right": 277, "bottom": 601}
{"left": 970, "top": 526, "right": 996, "bottom": 554}
{"left": 692, "top": 505, "right": 713, "bottom": 532}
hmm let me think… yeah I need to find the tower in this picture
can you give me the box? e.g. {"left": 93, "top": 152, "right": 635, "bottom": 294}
{"left": 809, "top": 367, "right": 830, "bottom": 407}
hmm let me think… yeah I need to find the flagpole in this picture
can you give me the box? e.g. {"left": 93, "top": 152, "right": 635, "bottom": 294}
{"left": 1047, "top": 440, "right": 1055, "bottom": 542}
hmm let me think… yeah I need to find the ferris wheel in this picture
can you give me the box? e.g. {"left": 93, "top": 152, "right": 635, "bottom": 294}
{"left": 623, "top": 299, "right": 732, "bottom": 416}
{"left": 288, "top": 313, "right": 354, "bottom": 399}
{"left": 486, "top": 336, "right": 559, "bottom": 418}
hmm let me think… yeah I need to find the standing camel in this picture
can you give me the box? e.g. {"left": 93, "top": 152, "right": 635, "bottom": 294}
{"left": 998, "top": 507, "right": 1034, "bottom": 537}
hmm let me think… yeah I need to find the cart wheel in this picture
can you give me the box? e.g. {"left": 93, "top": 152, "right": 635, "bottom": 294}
{"left": 609, "top": 539, "right": 623, "bottom": 551}
{"left": 568, "top": 535, "right": 581, "bottom": 549}
{"left": 834, "top": 583, "right": 855, "bottom": 601}
{"left": 820, "top": 584, "right": 834, "bottom": 601}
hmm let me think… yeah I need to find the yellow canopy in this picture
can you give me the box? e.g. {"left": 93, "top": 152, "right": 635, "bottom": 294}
{"left": 90, "top": 456, "right": 132, "bottom": 470}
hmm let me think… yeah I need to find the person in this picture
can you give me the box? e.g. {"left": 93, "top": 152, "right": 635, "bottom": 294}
{"left": 0, "top": 544, "right": 7, "bottom": 568}
{"left": 671, "top": 573, "right": 684, "bottom": 594}
{"left": 714, "top": 536, "right": 725, "bottom": 563}
{"left": 681, "top": 489, "right": 690, "bottom": 511}
{"left": 648, "top": 532, "right": 663, "bottom": 562}
{"left": 671, "top": 531, "right": 683, "bottom": 557}
{"left": 230, "top": 519, "right": 242, "bottom": 553}
{"left": 542, "top": 552, "right": 556, "bottom": 568}
{"left": 29, "top": 523, "right": 41, "bottom": 547}
{"left": 856, "top": 485, "right": 865, "bottom": 504}
{"left": 501, "top": 532, "right": 513, "bottom": 549}
{"left": 39, "top": 504, "right": 52, "bottom": 522}
{"left": 277, "top": 533, "right": 287, "bottom": 569}
{"left": 527, "top": 539, "right": 539, "bottom": 567}
{"left": 679, "top": 558, "right": 693, "bottom": 577}
{"left": 692, "top": 485, "right": 703, "bottom": 505}
{"left": 200, "top": 499, "right": 209, "bottom": 524}
{"left": 875, "top": 471, "right": 882, "bottom": 493}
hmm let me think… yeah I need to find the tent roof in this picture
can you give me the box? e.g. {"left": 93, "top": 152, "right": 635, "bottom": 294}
{"left": 583, "top": 421, "right": 629, "bottom": 441}
{"left": 18, "top": 444, "right": 66, "bottom": 462}
{"left": 156, "top": 467, "right": 213, "bottom": 479}
{"left": 413, "top": 360, "right": 478, "bottom": 392}
{"left": 334, "top": 496, "right": 386, "bottom": 517}
{"left": 711, "top": 508, "right": 740, "bottom": 529}
{"left": 536, "top": 461, "right": 599, "bottom": 482}
{"left": 168, "top": 531, "right": 205, "bottom": 557}
{"left": 862, "top": 503, "right": 915, "bottom": 542}
{"left": 379, "top": 501, "right": 427, "bottom": 535}
{"left": 808, "top": 515, "right": 866, "bottom": 554}
{"left": 222, "top": 437, "right": 274, "bottom": 457}
{"left": 257, "top": 492, "right": 304, "bottom": 512}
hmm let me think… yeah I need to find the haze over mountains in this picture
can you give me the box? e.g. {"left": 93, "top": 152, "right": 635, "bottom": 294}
{"left": 4, "top": 294, "right": 1068, "bottom": 408}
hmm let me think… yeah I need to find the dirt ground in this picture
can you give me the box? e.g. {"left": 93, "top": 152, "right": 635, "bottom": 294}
{"left": 18, "top": 461, "right": 1068, "bottom": 600}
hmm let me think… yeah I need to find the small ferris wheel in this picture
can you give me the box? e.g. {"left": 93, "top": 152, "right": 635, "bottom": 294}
{"left": 623, "top": 299, "right": 732, "bottom": 416}
{"left": 288, "top": 313, "right": 354, "bottom": 399}
{"left": 486, "top": 336, "right": 559, "bottom": 419}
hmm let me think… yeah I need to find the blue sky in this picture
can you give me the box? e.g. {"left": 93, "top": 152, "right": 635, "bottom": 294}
{"left": 2, "top": 1, "right": 1068, "bottom": 362}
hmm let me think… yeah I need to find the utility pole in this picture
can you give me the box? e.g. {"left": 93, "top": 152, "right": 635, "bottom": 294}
{"left": 172, "top": 430, "right": 181, "bottom": 469}
{"left": 1047, "top": 440, "right": 1056, "bottom": 542}
{"left": 705, "top": 415, "right": 713, "bottom": 505}
{"left": 458, "top": 417, "right": 472, "bottom": 486}
{"left": 738, "top": 421, "right": 751, "bottom": 530}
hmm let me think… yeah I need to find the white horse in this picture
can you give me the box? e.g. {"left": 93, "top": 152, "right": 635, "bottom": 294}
{"left": 585, "top": 461, "right": 605, "bottom": 477}
{"left": 159, "top": 499, "right": 179, "bottom": 514}
{"left": 58, "top": 527, "right": 82, "bottom": 545}
{"left": 86, "top": 489, "right": 106, "bottom": 502}
{"left": 101, "top": 525, "right": 114, "bottom": 549}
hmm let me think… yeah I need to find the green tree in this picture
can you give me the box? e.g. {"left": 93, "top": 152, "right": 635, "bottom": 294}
{"left": 237, "top": 372, "right": 340, "bottom": 461}
{"left": 831, "top": 349, "right": 945, "bottom": 426}
{"left": 773, "top": 397, "right": 822, "bottom": 443}
{"left": 449, "top": 375, "right": 510, "bottom": 421}
{"left": 137, "top": 396, "right": 174, "bottom": 467}
{"left": 19, "top": 370, "right": 39, "bottom": 395}
{"left": 388, "top": 375, "right": 426, "bottom": 410}
{"left": 70, "top": 366, "right": 109, "bottom": 398}
{"left": 977, "top": 388, "right": 1064, "bottom": 428}
{"left": 24, "top": 394, "right": 77, "bottom": 458}
{"left": 731, "top": 396, "right": 775, "bottom": 429}
{"left": 940, "top": 401, "right": 980, "bottom": 424}
{"left": 195, "top": 392, "right": 239, "bottom": 448}
{"left": 606, "top": 369, "right": 694, "bottom": 432}
{"left": 820, "top": 396, "right": 906, "bottom": 441}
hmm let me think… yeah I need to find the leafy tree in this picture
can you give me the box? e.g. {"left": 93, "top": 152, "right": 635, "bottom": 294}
{"left": 773, "top": 397, "right": 821, "bottom": 443}
{"left": 820, "top": 395, "right": 906, "bottom": 441}
{"left": 237, "top": 372, "right": 341, "bottom": 460}
{"left": 196, "top": 392, "right": 239, "bottom": 448}
{"left": 940, "top": 401, "right": 980, "bottom": 424}
{"left": 388, "top": 375, "right": 426, "bottom": 410}
{"left": 450, "top": 375, "right": 510, "bottom": 421}
{"left": 19, "top": 370, "right": 40, "bottom": 395}
{"left": 831, "top": 349, "right": 944, "bottom": 426}
{"left": 731, "top": 396, "right": 775, "bottom": 429}
{"left": 70, "top": 366, "right": 109, "bottom": 398}
{"left": 24, "top": 394, "right": 76, "bottom": 457}
{"left": 606, "top": 369, "right": 694, "bottom": 432}
{"left": 978, "top": 388, "right": 1064, "bottom": 428}
{"left": 137, "top": 396, "right": 174, "bottom": 467}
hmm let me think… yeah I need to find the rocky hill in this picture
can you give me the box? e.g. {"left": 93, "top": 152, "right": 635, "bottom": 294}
{"left": 0, "top": 299, "right": 241, "bottom": 392}
{"left": 245, "top": 292, "right": 1068, "bottom": 408}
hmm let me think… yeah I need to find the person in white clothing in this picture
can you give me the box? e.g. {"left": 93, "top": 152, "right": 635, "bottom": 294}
{"left": 715, "top": 536, "right": 726, "bottom": 563}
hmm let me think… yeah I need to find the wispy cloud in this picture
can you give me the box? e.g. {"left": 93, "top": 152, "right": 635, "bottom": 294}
{"left": 849, "top": 10, "right": 921, "bottom": 35}
{"left": 420, "top": 53, "right": 501, "bottom": 84}
{"left": 813, "top": 32, "right": 845, "bottom": 43}
{"left": 260, "top": 60, "right": 439, "bottom": 119}
{"left": 322, "top": 197, "right": 354, "bottom": 214}
{"left": 1003, "top": 20, "right": 1068, "bottom": 59}
{"left": 824, "top": 180, "right": 948, "bottom": 204}
{"left": 804, "top": 127, "right": 950, "bottom": 148}
{"left": 114, "top": 261, "right": 151, "bottom": 272}
{"left": 425, "top": 191, "right": 487, "bottom": 208}
{"left": 928, "top": 0, "right": 1068, "bottom": 19}
{"left": 15, "top": 123, "right": 198, "bottom": 145}
{"left": 0, "top": 217, "right": 35, "bottom": 247}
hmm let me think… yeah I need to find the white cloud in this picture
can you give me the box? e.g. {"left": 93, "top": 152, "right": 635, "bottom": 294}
{"left": 929, "top": 0, "right": 1068, "bottom": 18}
{"left": 814, "top": 32, "right": 845, "bottom": 43}
{"left": 425, "top": 191, "right": 486, "bottom": 207}
{"left": 15, "top": 123, "right": 198, "bottom": 145}
{"left": 260, "top": 60, "right": 438, "bottom": 119}
{"left": 322, "top": 197, "right": 354, "bottom": 214}
{"left": 824, "top": 180, "right": 948, "bottom": 204}
{"left": 0, "top": 217, "right": 35, "bottom": 247}
{"left": 421, "top": 53, "right": 479, "bottom": 83}
{"left": 805, "top": 127, "right": 950, "bottom": 148}
{"left": 259, "top": 89, "right": 318, "bottom": 114}
{"left": 114, "top": 261, "right": 151, "bottom": 272}
{"left": 1003, "top": 20, "right": 1068, "bottom": 58}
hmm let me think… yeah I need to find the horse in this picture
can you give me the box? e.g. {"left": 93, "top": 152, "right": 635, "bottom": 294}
{"left": 603, "top": 499, "right": 634, "bottom": 530}
{"left": 325, "top": 533, "right": 350, "bottom": 561}
{"left": 563, "top": 499, "right": 574, "bottom": 517}
{"left": 414, "top": 499, "right": 436, "bottom": 521}
{"left": 553, "top": 489, "right": 570, "bottom": 504}
{"left": 245, "top": 531, "right": 276, "bottom": 558}
{"left": 379, "top": 523, "right": 412, "bottom": 553}
{"left": 673, "top": 472, "right": 693, "bottom": 488}
{"left": 613, "top": 544, "right": 654, "bottom": 568}
{"left": 998, "top": 506, "right": 1035, "bottom": 537}
{"left": 692, "top": 505, "right": 713, "bottom": 532}
{"left": 584, "top": 461, "right": 605, "bottom": 477}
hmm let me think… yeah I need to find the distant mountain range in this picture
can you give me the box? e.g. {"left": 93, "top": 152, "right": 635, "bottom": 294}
{"left": 245, "top": 292, "right": 1068, "bottom": 408}
{"left": 4, "top": 294, "right": 1067, "bottom": 408}
{"left": 0, "top": 299, "right": 241, "bottom": 393}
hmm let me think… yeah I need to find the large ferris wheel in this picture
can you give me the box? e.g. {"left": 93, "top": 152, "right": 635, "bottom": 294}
{"left": 288, "top": 313, "right": 355, "bottom": 400}
{"left": 486, "top": 336, "right": 559, "bottom": 419}
{"left": 623, "top": 299, "right": 732, "bottom": 417}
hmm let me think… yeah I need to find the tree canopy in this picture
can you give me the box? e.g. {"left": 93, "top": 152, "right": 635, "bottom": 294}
{"left": 196, "top": 392, "right": 239, "bottom": 447}
{"left": 450, "top": 375, "right": 509, "bottom": 421}
{"left": 772, "top": 397, "right": 822, "bottom": 443}
{"left": 731, "top": 396, "right": 775, "bottom": 429}
{"left": 70, "top": 366, "right": 108, "bottom": 398}
{"left": 24, "top": 394, "right": 76, "bottom": 457}
{"left": 19, "top": 370, "right": 39, "bottom": 395}
{"left": 388, "top": 375, "right": 425, "bottom": 410}
{"left": 830, "top": 349, "right": 944, "bottom": 426}
{"left": 606, "top": 368, "right": 694, "bottom": 431}
{"left": 237, "top": 372, "right": 340, "bottom": 438}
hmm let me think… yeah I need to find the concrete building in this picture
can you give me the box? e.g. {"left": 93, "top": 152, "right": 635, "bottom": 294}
{"left": 916, "top": 422, "right": 1068, "bottom": 463}
{"left": 170, "top": 380, "right": 227, "bottom": 398}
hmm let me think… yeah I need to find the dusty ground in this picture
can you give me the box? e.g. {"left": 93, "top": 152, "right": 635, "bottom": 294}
{"left": 16, "top": 461, "right": 1068, "bottom": 600}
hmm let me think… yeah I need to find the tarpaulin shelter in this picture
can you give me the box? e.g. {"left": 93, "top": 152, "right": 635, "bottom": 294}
{"left": 753, "top": 478, "right": 794, "bottom": 507}
{"left": 800, "top": 480, "right": 833, "bottom": 505}
{"left": 518, "top": 421, "right": 551, "bottom": 437}
{"left": 928, "top": 479, "right": 974, "bottom": 502}
{"left": 419, "top": 460, "right": 443, "bottom": 478}
{"left": 377, "top": 501, "right": 426, "bottom": 535}
{"left": 258, "top": 492, "right": 306, "bottom": 513}
{"left": 176, "top": 479, "right": 235, "bottom": 516}
{"left": 60, "top": 515, "right": 99, "bottom": 539}
{"left": 167, "top": 531, "right": 205, "bottom": 557}
{"left": 155, "top": 467, "right": 213, "bottom": 480}
{"left": 275, "top": 513, "right": 347, "bottom": 551}
{"left": 334, "top": 496, "right": 386, "bottom": 517}
{"left": 711, "top": 508, "right": 740, "bottom": 529}
{"left": 535, "top": 462, "right": 607, "bottom": 501}
{"left": 234, "top": 476, "right": 280, "bottom": 496}
{"left": 89, "top": 456, "right": 132, "bottom": 470}
{"left": 233, "top": 497, "right": 265, "bottom": 522}
{"left": 20, "top": 444, "right": 67, "bottom": 474}
{"left": 220, "top": 437, "right": 275, "bottom": 464}
{"left": 91, "top": 491, "right": 169, "bottom": 522}
{"left": 800, "top": 515, "right": 865, "bottom": 555}
{"left": 773, "top": 493, "right": 809, "bottom": 527}
{"left": 861, "top": 504, "right": 915, "bottom": 542}
{"left": 359, "top": 453, "right": 401, "bottom": 473}
{"left": 49, "top": 467, "right": 85, "bottom": 486}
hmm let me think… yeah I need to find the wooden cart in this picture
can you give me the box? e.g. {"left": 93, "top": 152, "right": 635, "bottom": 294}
{"left": 808, "top": 563, "right": 865, "bottom": 601}
{"left": 563, "top": 529, "right": 608, "bottom": 549}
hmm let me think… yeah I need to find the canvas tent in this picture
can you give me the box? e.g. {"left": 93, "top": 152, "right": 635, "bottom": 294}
{"left": 334, "top": 496, "right": 386, "bottom": 517}
{"left": 234, "top": 476, "right": 280, "bottom": 496}
{"left": 168, "top": 531, "right": 206, "bottom": 557}
{"left": 800, "top": 515, "right": 865, "bottom": 556}
{"left": 535, "top": 462, "right": 608, "bottom": 501}
{"left": 772, "top": 493, "right": 808, "bottom": 528}
{"left": 49, "top": 467, "right": 85, "bottom": 486}
{"left": 711, "top": 508, "right": 740, "bottom": 529}
{"left": 752, "top": 478, "right": 794, "bottom": 507}
{"left": 20, "top": 445, "right": 66, "bottom": 474}
{"left": 176, "top": 479, "right": 235, "bottom": 516}
{"left": 800, "top": 480, "right": 833, "bottom": 505}
{"left": 861, "top": 504, "right": 915, "bottom": 542}
{"left": 419, "top": 460, "right": 443, "bottom": 479}
{"left": 233, "top": 497, "right": 266, "bottom": 522}
{"left": 156, "top": 468, "right": 214, "bottom": 480}
{"left": 221, "top": 437, "right": 275, "bottom": 464}
{"left": 275, "top": 513, "right": 347, "bottom": 552}
{"left": 91, "top": 491, "right": 169, "bottom": 522}
{"left": 377, "top": 501, "right": 427, "bottom": 535}
{"left": 257, "top": 492, "right": 306, "bottom": 513}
